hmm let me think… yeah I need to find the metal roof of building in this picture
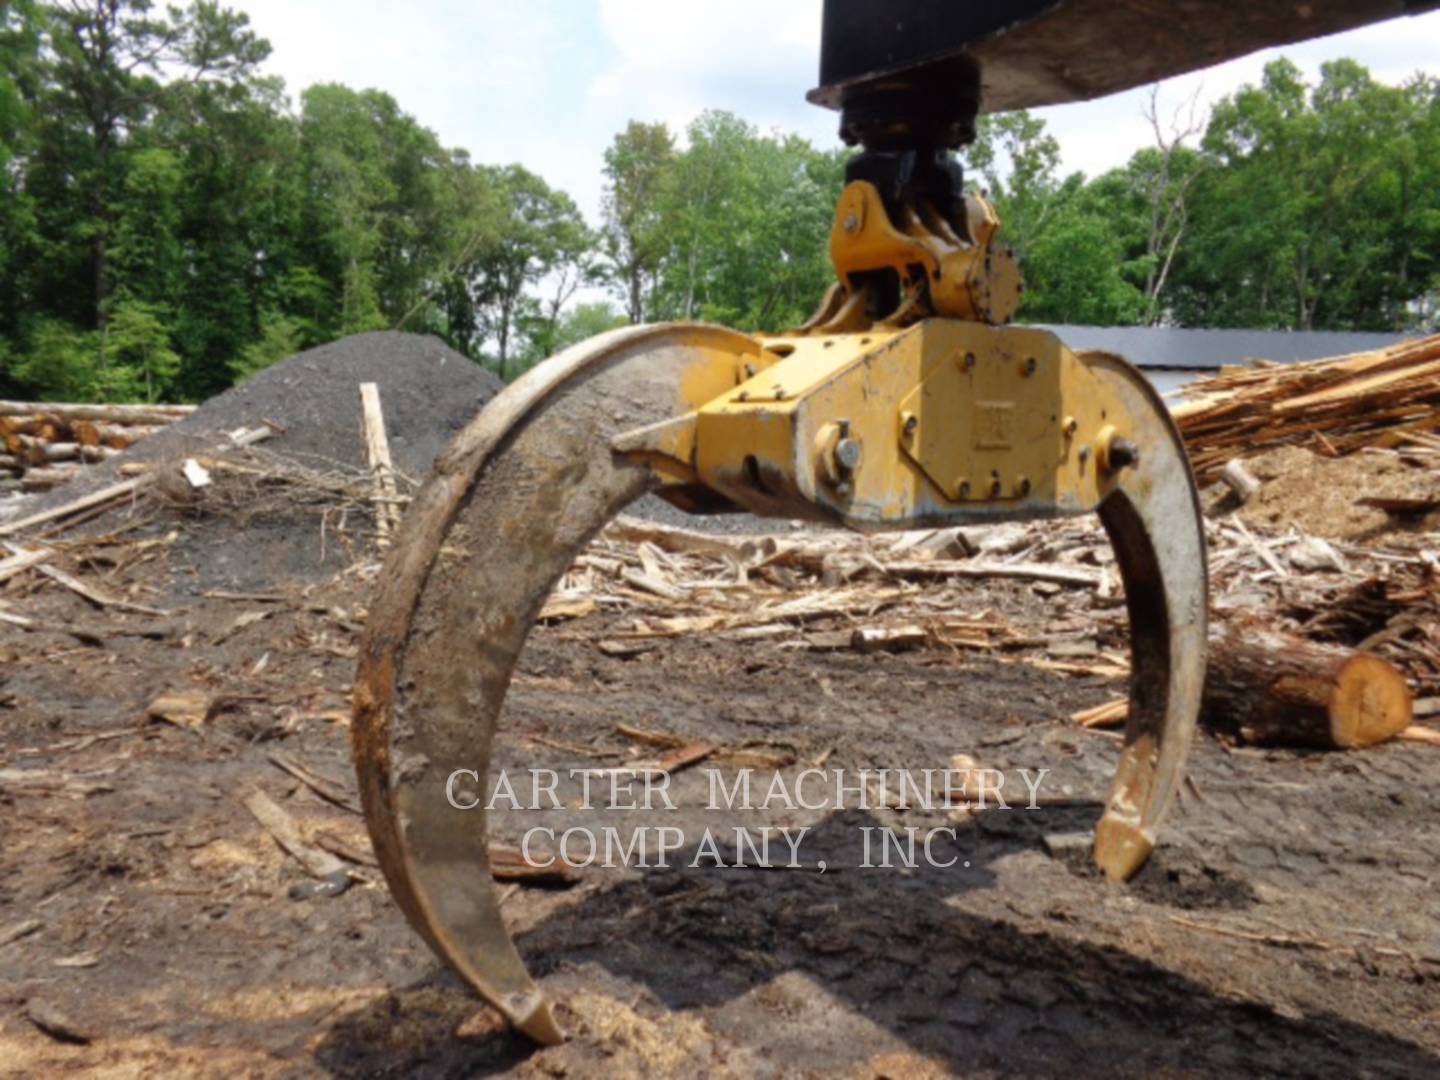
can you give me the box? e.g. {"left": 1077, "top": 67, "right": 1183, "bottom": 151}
{"left": 1030, "top": 324, "right": 1416, "bottom": 370}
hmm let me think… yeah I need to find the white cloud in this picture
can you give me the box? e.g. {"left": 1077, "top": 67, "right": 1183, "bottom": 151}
{"left": 227, "top": 1, "right": 1440, "bottom": 219}
{"left": 584, "top": 1, "right": 832, "bottom": 149}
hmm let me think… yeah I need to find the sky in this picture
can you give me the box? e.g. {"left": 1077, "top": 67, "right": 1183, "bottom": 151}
{"left": 226, "top": 0, "right": 1440, "bottom": 222}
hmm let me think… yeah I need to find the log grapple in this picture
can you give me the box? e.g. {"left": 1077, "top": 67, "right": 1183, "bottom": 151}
{"left": 352, "top": 0, "right": 1433, "bottom": 1043}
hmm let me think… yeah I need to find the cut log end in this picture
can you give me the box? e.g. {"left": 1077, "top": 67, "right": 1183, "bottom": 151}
{"left": 1205, "top": 622, "right": 1414, "bottom": 750}
{"left": 1330, "top": 653, "right": 1413, "bottom": 749}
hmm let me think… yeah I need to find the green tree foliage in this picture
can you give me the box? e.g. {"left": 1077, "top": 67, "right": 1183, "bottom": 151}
{"left": 228, "top": 314, "right": 305, "bottom": 383}
{"left": 452, "top": 164, "right": 596, "bottom": 379}
{"left": 966, "top": 112, "right": 1146, "bottom": 324}
{"left": 0, "top": 1, "right": 41, "bottom": 392}
{"left": 965, "top": 65, "right": 1439, "bottom": 330}
{"left": 640, "top": 111, "right": 845, "bottom": 332}
{"left": 539, "top": 301, "right": 629, "bottom": 358}
{"left": 601, "top": 121, "right": 675, "bottom": 323}
{"left": 1169, "top": 59, "right": 1440, "bottom": 330}
{"left": 1, "top": 10, "right": 1436, "bottom": 406}
{"left": 967, "top": 111, "right": 1066, "bottom": 264}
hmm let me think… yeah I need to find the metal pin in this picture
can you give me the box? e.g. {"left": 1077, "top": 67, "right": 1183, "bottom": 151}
{"left": 1107, "top": 436, "right": 1141, "bottom": 470}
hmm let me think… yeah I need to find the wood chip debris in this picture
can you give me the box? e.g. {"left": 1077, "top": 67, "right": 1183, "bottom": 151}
{"left": 512, "top": 502, "right": 1440, "bottom": 708}
{"left": 25, "top": 998, "right": 95, "bottom": 1044}
{"left": 147, "top": 690, "right": 215, "bottom": 730}
{"left": 0, "top": 918, "right": 43, "bottom": 948}
{"left": 242, "top": 788, "right": 346, "bottom": 880}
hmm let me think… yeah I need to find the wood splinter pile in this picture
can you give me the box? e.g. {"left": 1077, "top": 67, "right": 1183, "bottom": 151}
{"left": 0, "top": 400, "right": 194, "bottom": 494}
{"left": 1172, "top": 331, "right": 1440, "bottom": 483}
{"left": 558, "top": 512, "right": 1436, "bottom": 753}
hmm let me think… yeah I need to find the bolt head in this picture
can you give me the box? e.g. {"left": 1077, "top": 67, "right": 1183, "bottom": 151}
{"left": 834, "top": 437, "right": 862, "bottom": 474}
{"left": 842, "top": 213, "right": 859, "bottom": 233}
{"left": 1107, "top": 436, "right": 1141, "bottom": 470}
{"left": 902, "top": 412, "right": 918, "bottom": 436}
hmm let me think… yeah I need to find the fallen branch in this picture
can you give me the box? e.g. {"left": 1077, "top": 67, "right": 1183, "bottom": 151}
{"left": 267, "top": 751, "right": 362, "bottom": 814}
{"left": 0, "top": 918, "right": 43, "bottom": 947}
{"left": 28, "top": 557, "right": 170, "bottom": 616}
{"left": 0, "top": 609, "right": 106, "bottom": 646}
{"left": 0, "top": 544, "right": 52, "bottom": 585}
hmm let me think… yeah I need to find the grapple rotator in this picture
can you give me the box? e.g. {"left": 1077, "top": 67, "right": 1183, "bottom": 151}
{"left": 352, "top": 0, "right": 1431, "bottom": 1043}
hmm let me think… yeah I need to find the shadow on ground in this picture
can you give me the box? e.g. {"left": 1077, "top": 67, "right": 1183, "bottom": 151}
{"left": 311, "top": 807, "right": 1438, "bottom": 1078}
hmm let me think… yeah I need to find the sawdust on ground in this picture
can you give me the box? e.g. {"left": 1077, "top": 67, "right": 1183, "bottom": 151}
{"left": 1215, "top": 444, "right": 1439, "bottom": 542}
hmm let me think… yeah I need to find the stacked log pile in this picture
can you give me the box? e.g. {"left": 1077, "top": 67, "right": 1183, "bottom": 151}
{"left": 0, "top": 401, "right": 193, "bottom": 493}
{"left": 1172, "top": 333, "right": 1440, "bottom": 483}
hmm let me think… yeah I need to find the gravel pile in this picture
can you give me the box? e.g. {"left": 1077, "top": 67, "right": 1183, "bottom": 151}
{"left": 15, "top": 332, "right": 501, "bottom": 517}
{"left": 3, "top": 333, "right": 503, "bottom": 588}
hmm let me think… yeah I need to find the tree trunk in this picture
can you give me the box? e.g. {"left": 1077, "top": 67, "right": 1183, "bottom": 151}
{"left": 1203, "top": 621, "right": 1413, "bottom": 749}
{"left": 627, "top": 261, "right": 644, "bottom": 324}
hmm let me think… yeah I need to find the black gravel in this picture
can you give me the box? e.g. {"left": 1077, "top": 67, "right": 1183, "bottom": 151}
{"left": 182, "top": 330, "right": 502, "bottom": 480}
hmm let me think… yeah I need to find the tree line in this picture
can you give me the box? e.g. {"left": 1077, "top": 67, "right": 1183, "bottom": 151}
{"left": 1, "top": 2, "right": 1436, "bottom": 404}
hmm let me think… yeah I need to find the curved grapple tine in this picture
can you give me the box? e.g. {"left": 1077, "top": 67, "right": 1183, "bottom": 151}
{"left": 1082, "top": 351, "right": 1208, "bottom": 881}
{"left": 352, "top": 324, "right": 759, "bottom": 1044}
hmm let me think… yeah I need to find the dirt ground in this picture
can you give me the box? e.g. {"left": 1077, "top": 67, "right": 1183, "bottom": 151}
{"left": 2, "top": 496, "right": 1439, "bottom": 1079}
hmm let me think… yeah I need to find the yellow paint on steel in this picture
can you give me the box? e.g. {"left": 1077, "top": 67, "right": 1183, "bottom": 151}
{"left": 619, "top": 320, "right": 1142, "bottom": 529}
{"left": 827, "top": 181, "right": 1022, "bottom": 327}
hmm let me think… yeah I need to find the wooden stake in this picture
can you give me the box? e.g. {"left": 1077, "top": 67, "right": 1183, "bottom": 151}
{"left": 358, "top": 383, "right": 400, "bottom": 544}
